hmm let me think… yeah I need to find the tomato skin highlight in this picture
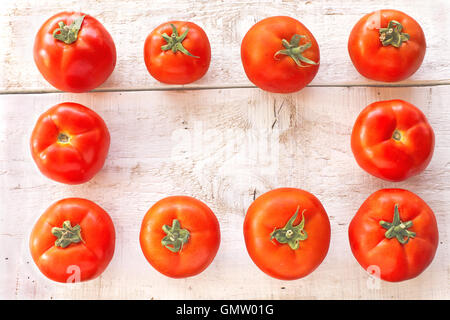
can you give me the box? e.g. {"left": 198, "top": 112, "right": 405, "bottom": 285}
{"left": 29, "top": 198, "right": 116, "bottom": 283}
{"left": 244, "top": 188, "right": 330, "bottom": 280}
{"left": 33, "top": 12, "right": 116, "bottom": 92}
{"left": 139, "top": 196, "right": 220, "bottom": 278}
{"left": 348, "top": 9, "right": 426, "bottom": 82}
{"left": 241, "top": 16, "right": 320, "bottom": 93}
{"left": 349, "top": 189, "right": 438, "bottom": 282}
{"left": 30, "top": 102, "right": 110, "bottom": 185}
{"left": 351, "top": 99, "right": 434, "bottom": 182}
{"left": 144, "top": 21, "right": 211, "bottom": 84}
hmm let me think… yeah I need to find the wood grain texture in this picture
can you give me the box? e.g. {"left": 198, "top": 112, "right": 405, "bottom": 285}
{"left": 0, "top": 0, "right": 449, "bottom": 93}
{"left": 0, "top": 86, "right": 449, "bottom": 299}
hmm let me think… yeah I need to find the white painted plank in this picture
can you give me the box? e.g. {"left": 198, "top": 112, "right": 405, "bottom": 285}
{"left": 0, "top": 86, "right": 448, "bottom": 299}
{"left": 0, "top": 0, "right": 449, "bottom": 93}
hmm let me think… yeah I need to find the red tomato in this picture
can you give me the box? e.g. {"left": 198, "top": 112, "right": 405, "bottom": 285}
{"left": 348, "top": 9, "right": 426, "bottom": 82}
{"left": 349, "top": 189, "right": 438, "bottom": 282}
{"left": 139, "top": 196, "right": 220, "bottom": 278}
{"left": 30, "top": 102, "right": 110, "bottom": 185}
{"left": 241, "top": 16, "right": 320, "bottom": 93}
{"left": 244, "top": 188, "right": 330, "bottom": 280}
{"left": 144, "top": 21, "right": 211, "bottom": 84}
{"left": 29, "top": 198, "right": 116, "bottom": 283}
{"left": 34, "top": 12, "right": 116, "bottom": 92}
{"left": 351, "top": 99, "right": 434, "bottom": 182}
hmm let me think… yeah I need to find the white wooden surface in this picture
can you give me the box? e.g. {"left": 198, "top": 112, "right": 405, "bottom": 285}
{"left": 0, "top": 0, "right": 449, "bottom": 300}
{"left": 1, "top": 0, "right": 449, "bottom": 93}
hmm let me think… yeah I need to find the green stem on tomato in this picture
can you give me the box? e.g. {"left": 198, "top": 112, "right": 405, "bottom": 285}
{"left": 379, "top": 204, "right": 416, "bottom": 244}
{"left": 53, "top": 15, "right": 85, "bottom": 44}
{"left": 274, "top": 34, "right": 318, "bottom": 67}
{"left": 379, "top": 20, "right": 410, "bottom": 48}
{"left": 161, "top": 219, "right": 190, "bottom": 252}
{"left": 52, "top": 221, "right": 84, "bottom": 248}
{"left": 270, "top": 206, "right": 308, "bottom": 250}
{"left": 161, "top": 24, "right": 199, "bottom": 58}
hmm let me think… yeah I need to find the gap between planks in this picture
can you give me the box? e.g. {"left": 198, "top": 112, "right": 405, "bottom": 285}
{"left": 1, "top": 81, "right": 450, "bottom": 95}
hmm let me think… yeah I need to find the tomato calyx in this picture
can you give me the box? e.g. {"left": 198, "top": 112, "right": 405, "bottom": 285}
{"left": 380, "top": 204, "right": 416, "bottom": 244}
{"left": 53, "top": 15, "right": 85, "bottom": 44}
{"left": 274, "top": 34, "right": 318, "bottom": 67}
{"left": 161, "top": 24, "right": 199, "bottom": 58}
{"left": 270, "top": 206, "right": 308, "bottom": 250}
{"left": 51, "top": 220, "right": 84, "bottom": 248}
{"left": 379, "top": 20, "right": 410, "bottom": 48}
{"left": 161, "top": 219, "right": 190, "bottom": 252}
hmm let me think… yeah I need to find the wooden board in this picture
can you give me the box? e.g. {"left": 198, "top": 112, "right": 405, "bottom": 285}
{"left": 0, "top": 0, "right": 449, "bottom": 300}
{"left": 1, "top": 87, "right": 449, "bottom": 299}
{"left": 1, "top": 0, "right": 449, "bottom": 93}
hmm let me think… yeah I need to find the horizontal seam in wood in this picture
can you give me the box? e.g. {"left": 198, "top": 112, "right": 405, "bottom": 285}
{"left": 0, "top": 82, "right": 449, "bottom": 95}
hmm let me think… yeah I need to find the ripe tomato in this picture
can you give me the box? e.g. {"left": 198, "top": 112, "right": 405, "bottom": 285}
{"left": 241, "top": 16, "right": 320, "bottom": 93}
{"left": 351, "top": 99, "right": 434, "bottom": 182}
{"left": 348, "top": 9, "right": 426, "bottom": 82}
{"left": 34, "top": 12, "right": 116, "bottom": 92}
{"left": 30, "top": 102, "right": 110, "bottom": 185}
{"left": 349, "top": 189, "right": 438, "bottom": 282}
{"left": 144, "top": 21, "right": 211, "bottom": 84}
{"left": 139, "top": 196, "right": 220, "bottom": 278}
{"left": 29, "top": 198, "right": 116, "bottom": 283}
{"left": 243, "top": 188, "right": 330, "bottom": 280}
